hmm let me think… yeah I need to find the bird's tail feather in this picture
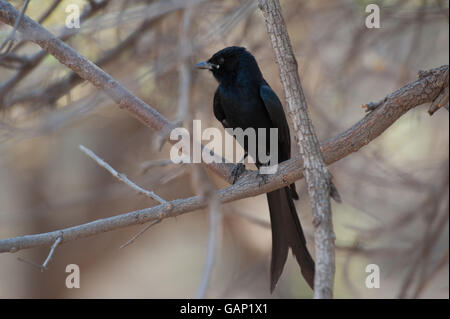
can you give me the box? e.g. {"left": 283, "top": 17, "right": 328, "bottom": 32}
{"left": 266, "top": 187, "right": 315, "bottom": 292}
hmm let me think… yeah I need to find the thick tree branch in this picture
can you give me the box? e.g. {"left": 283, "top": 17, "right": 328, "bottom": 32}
{"left": 0, "top": 65, "right": 447, "bottom": 255}
{"left": 258, "top": 0, "right": 337, "bottom": 298}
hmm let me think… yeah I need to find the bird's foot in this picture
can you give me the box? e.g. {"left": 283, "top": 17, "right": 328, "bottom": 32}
{"left": 230, "top": 163, "right": 246, "bottom": 184}
{"left": 257, "top": 172, "right": 269, "bottom": 187}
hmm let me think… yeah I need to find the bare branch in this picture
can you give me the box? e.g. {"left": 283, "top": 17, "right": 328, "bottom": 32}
{"left": 79, "top": 145, "right": 167, "bottom": 204}
{"left": 140, "top": 159, "right": 175, "bottom": 174}
{"left": 0, "top": 0, "right": 31, "bottom": 55}
{"left": 228, "top": 209, "right": 271, "bottom": 229}
{"left": 37, "top": 0, "right": 63, "bottom": 24}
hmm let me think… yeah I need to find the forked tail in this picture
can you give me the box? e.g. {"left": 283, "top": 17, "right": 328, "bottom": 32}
{"left": 266, "top": 187, "right": 315, "bottom": 292}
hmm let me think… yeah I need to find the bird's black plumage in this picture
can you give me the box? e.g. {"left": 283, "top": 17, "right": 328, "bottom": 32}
{"left": 196, "top": 46, "right": 315, "bottom": 291}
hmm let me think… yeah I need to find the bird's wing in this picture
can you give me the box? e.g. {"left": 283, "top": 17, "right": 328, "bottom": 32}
{"left": 259, "top": 84, "right": 291, "bottom": 160}
{"left": 213, "top": 88, "right": 230, "bottom": 128}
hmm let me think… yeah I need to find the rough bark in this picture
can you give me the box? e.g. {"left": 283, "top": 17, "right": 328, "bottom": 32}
{"left": 258, "top": 0, "right": 336, "bottom": 298}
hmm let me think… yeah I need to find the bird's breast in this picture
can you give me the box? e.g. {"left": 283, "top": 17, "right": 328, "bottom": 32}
{"left": 218, "top": 85, "right": 272, "bottom": 130}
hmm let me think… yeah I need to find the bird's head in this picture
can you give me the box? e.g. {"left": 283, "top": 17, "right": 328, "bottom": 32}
{"left": 196, "top": 46, "right": 259, "bottom": 84}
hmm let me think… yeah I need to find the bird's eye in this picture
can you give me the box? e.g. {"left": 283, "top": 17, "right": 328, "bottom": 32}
{"left": 219, "top": 57, "right": 225, "bottom": 64}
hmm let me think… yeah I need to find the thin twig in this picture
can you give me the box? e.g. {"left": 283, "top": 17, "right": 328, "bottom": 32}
{"left": 38, "top": 0, "right": 63, "bottom": 23}
{"left": 0, "top": 0, "right": 447, "bottom": 257}
{"left": 0, "top": 0, "right": 31, "bottom": 55}
{"left": 17, "top": 235, "right": 62, "bottom": 271}
{"left": 79, "top": 145, "right": 167, "bottom": 204}
{"left": 192, "top": 166, "right": 221, "bottom": 299}
{"left": 0, "top": 0, "right": 111, "bottom": 104}
{"left": 120, "top": 220, "right": 161, "bottom": 249}
{"left": 428, "top": 86, "right": 449, "bottom": 115}
{"left": 176, "top": 6, "right": 193, "bottom": 125}
{"left": 159, "top": 165, "right": 187, "bottom": 184}
{"left": 41, "top": 235, "right": 62, "bottom": 270}
{"left": 17, "top": 257, "right": 45, "bottom": 269}
{"left": 10, "top": 0, "right": 65, "bottom": 54}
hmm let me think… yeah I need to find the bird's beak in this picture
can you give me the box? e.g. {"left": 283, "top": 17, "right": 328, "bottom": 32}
{"left": 195, "top": 61, "right": 216, "bottom": 70}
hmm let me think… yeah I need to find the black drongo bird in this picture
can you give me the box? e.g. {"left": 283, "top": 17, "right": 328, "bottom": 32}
{"left": 196, "top": 46, "right": 315, "bottom": 291}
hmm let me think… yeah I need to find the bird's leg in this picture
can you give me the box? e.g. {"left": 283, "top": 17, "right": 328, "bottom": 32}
{"left": 257, "top": 173, "right": 270, "bottom": 187}
{"left": 256, "top": 162, "right": 270, "bottom": 187}
{"left": 230, "top": 152, "right": 248, "bottom": 184}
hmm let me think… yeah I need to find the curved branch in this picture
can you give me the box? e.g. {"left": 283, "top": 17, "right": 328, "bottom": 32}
{"left": 0, "top": 64, "right": 447, "bottom": 254}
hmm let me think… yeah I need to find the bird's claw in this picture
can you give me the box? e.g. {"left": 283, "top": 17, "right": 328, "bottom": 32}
{"left": 257, "top": 172, "right": 269, "bottom": 187}
{"left": 231, "top": 163, "right": 246, "bottom": 184}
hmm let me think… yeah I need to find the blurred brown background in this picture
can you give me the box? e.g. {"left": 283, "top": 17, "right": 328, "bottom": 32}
{"left": 0, "top": 0, "right": 448, "bottom": 298}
